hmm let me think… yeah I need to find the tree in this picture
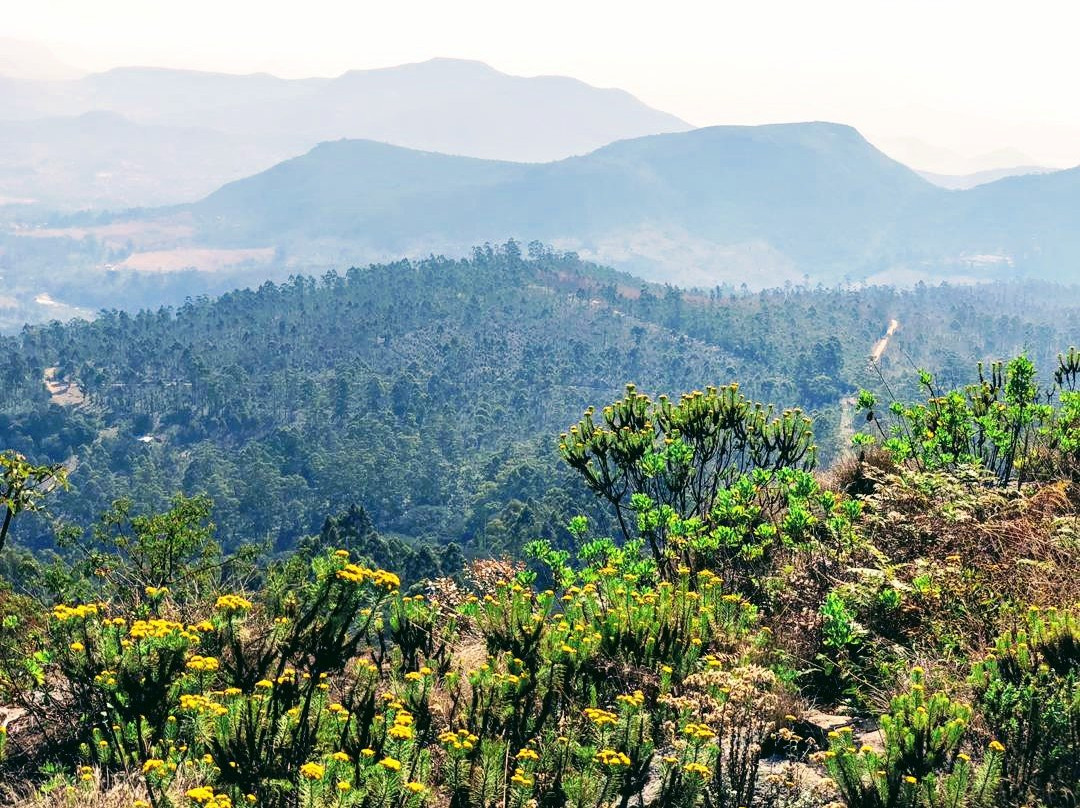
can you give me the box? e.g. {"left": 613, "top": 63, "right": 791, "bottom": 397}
{"left": 559, "top": 384, "right": 816, "bottom": 567}
{"left": 0, "top": 451, "right": 68, "bottom": 555}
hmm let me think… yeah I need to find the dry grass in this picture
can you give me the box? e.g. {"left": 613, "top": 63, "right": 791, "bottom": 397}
{"left": 863, "top": 468, "right": 1080, "bottom": 606}
{"left": 117, "top": 248, "right": 275, "bottom": 273}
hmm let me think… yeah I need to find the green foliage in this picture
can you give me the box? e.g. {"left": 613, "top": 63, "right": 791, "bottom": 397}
{"left": 0, "top": 450, "right": 68, "bottom": 554}
{"left": 4, "top": 529, "right": 793, "bottom": 808}
{"left": 855, "top": 354, "right": 1079, "bottom": 486}
{"left": 824, "top": 668, "right": 1003, "bottom": 808}
{"left": 970, "top": 607, "right": 1080, "bottom": 808}
{"left": 560, "top": 384, "right": 815, "bottom": 568}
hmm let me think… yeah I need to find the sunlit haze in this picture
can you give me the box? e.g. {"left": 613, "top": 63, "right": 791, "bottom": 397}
{"left": 5, "top": 0, "right": 1080, "bottom": 173}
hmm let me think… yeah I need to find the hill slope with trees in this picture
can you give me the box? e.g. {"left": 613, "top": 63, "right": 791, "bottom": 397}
{"left": 1, "top": 245, "right": 1078, "bottom": 561}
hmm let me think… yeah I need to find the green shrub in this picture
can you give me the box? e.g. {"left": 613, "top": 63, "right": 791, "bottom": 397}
{"left": 970, "top": 607, "right": 1080, "bottom": 807}
{"left": 824, "top": 668, "right": 1002, "bottom": 808}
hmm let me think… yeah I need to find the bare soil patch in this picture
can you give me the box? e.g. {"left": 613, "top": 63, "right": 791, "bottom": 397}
{"left": 42, "top": 366, "right": 86, "bottom": 407}
{"left": 116, "top": 247, "right": 275, "bottom": 272}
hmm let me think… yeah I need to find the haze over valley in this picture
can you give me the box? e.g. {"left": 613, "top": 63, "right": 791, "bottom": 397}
{"left": 2, "top": 42, "right": 1080, "bottom": 330}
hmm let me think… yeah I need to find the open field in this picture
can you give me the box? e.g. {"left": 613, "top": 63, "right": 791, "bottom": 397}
{"left": 116, "top": 247, "right": 275, "bottom": 272}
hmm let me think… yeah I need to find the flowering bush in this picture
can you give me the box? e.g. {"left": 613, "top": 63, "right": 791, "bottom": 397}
{"left": 970, "top": 607, "right": 1080, "bottom": 807}
{"left": 823, "top": 668, "right": 1002, "bottom": 808}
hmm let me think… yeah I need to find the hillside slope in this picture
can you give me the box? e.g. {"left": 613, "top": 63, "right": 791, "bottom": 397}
{"left": 168, "top": 121, "right": 1080, "bottom": 286}
{"left": 188, "top": 123, "right": 941, "bottom": 285}
{"left": 2, "top": 247, "right": 1077, "bottom": 555}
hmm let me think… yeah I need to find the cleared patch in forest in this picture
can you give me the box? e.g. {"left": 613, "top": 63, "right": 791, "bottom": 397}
{"left": 43, "top": 366, "right": 86, "bottom": 407}
{"left": 116, "top": 247, "right": 275, "bottom": 273}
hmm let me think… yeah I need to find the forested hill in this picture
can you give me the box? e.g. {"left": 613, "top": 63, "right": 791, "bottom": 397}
{"left": 2, "top": 245, "right": 1079, "bottom": 559}
{"left": 188, "top": 123, "right": 936, "bottom": 286}
{"left": 158, "top": 121, "right": 1080, "bottom": 286}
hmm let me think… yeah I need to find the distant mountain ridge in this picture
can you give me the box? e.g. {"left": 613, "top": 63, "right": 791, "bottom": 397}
{"left": 918, "top": 166, "right": 1056, "bottom": 190}
{"left": 0, "top": 57, "right": 690, "bottom": 207}
{"left": 172, "top": 123, "right": 927, "bottom": 285}
{"left": 163, "top": 122, "right": 1080, "bottom": 286}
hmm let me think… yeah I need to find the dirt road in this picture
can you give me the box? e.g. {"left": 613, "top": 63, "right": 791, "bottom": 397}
{"left": 838, "top": 318, "right": 900, "bottom": 445}
{"left": 870, "top": 319, "right": 899, "bottom": 363}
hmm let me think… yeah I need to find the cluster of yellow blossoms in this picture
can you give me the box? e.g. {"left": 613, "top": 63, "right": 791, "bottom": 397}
{"left": 186, "top": 655, "right": 221, "bottom": 673}
{"left": 684, "top": 722, "right": 716, "bottom": 741}
{"left": 378, "top": 756, "right": 402, "bottom": 771}
{"left": 142, "top": 758, "right": 176, "bottom": 776}
{"left": 215, "top": 594, "right": 253, "bottom": 614}
{"left": 388, "top": 710, "right": 415, "bottom": 740}
{"left": 52, "top": 603, "right": 101, "bottom": 621}
{"left": 510, "top": 768, "right": 535, "bottom": 787}
{"left": 180, "top": 693, "right": 228, "bottom": 717}
{"left": 595, "top": 748, "right": 632, "bottom": 767}
{"left": 186, "top": 786, "right": 232, "bottom": 808}
{"left": 583, "top": 707, "right": 619, "bottom": 726}
{"left": 438, "top": 728, "right": 478, "bottom": 752}
{"left": 129, "top": 618, "right": 190, "bottom": 641}
{"left": 335, "top": 563, "right": 401, "bottom": 590}
{"left": 615, "top": 690, "right": 645, "bottom": 709}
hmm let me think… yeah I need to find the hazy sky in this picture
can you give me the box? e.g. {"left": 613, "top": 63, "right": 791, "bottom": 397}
{"left": 6, "top": 0, "right": 1080, "bottom": 171}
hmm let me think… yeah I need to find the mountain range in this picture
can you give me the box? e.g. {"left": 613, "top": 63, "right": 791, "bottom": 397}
{"left": 108, "top": 122, "right": 1071, "bottom": 287}
{"left": 0, "top": 57, "right": 689, "bottom": 208}
{"left": 8, "top": 117, "right": 1080, "bottom": 301}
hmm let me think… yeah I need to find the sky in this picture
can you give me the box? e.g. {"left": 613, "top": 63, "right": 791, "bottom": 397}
{"left": 5, "top": 0, "right": 1080, "bottom": 172}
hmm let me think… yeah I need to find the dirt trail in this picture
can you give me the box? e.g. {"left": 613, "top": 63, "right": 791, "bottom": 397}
{"left": 838, "top": 319, "right": 900, "bottom": 445}
{"left": 870, "top": 318, "right": 899, "bottom": 363}
{"left": 43, "top": 366, "right": 86, "bottom": 407}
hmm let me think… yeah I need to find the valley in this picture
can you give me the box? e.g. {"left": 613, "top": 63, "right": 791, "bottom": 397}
{"left": 2, "top": 28, "right": 1079, "bottom": 808}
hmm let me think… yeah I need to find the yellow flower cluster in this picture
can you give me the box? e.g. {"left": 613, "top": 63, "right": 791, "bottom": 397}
{"left": 180, "top": 694, "right": 228, "bottom": 716}
{"left": 186, "top": 655, "right": 220, "bottom": 672}
{"left": 439, "top": 728, "right": 478, "bottom": 751}
{"left": 52, "top": 603, "right": 100, "bottom": 621}
{"left": 684, "top": 722, "right": 716, "bottom": 741}
{"left": 516, "top": 748, "right": 540, "bottom": 761}
{"left": 129, "top": 618, "right": 189, "bottom": 641}
{"left": 595, "top": 748, "right": 631, "bottom": 767}
{"left": 615, "top": 690, "right": 645, "bottom": 709}
{"left": 583, "top": 707, "right": 619, "bottom": 726}
{"left": 299, "top": 762, "right": 325, "bottom": 780}
{"left": 378, "top": 756, "right": 402, "bottom": 771}
{"left": 335, "top": 562, "right": 401, "bottom": 590}
{"left": 404, "top": 782, "right": 425, "bottom": 794}
{"left": 215, "top": 594, "right": 253, "bottom": 614}
{"left": 186, "top": 786, "right": 232, "bottom": 808}
{"left": 683, "top": 762, "right": 711, "bottom": 776}
{"left": 510, "top": 768, "right": 535, "bottom": 787}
